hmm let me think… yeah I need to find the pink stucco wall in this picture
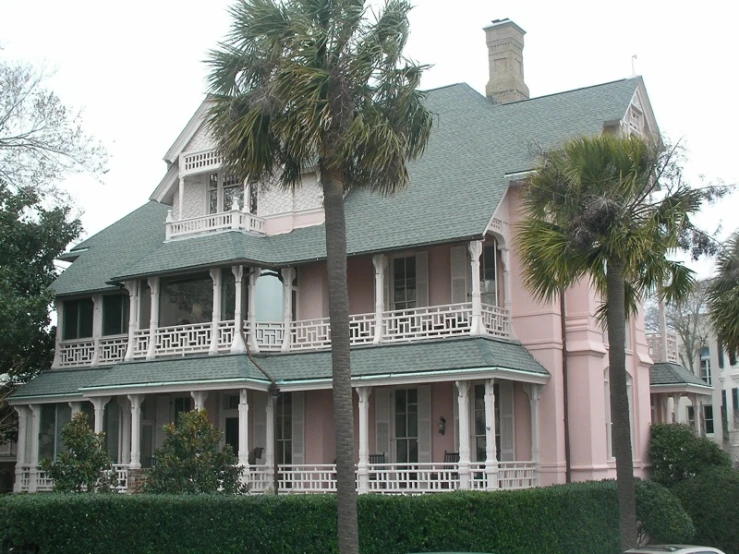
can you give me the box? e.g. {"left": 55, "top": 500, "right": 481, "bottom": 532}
{"left": 297, "top": 263, "right": 328, "bottom": 320}
{"left": 513, "top": 382, "right": 532, "bottom": 461}
{"left": 304, "top": 389, "right": 335, "bottom": 464}
{"left": 347, "top": 256, "right": 374, "bottom": 315}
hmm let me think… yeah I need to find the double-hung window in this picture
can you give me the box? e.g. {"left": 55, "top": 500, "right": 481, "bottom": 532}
{"left": 480, "top": 244, "right": 498, "bottom": 306}
{"left": 102, "top": 294, "right": 129, "bottom": 336}
{"left": 393, "top": 256, "right": 416, "bottom": 310}
{"left": 208, "top": 173, "right": 254, "bottom": 214}
{"left": 63, "top": 299, "right": 94, "bottom": 340}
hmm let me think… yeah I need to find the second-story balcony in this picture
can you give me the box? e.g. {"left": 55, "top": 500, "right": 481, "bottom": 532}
{"left": 165, "top": 208, "right": 265, "bottom": 240}
{"left": 56, "top": 302, "right": 511, "bottom": 366}
{"left": 646, "top": 331, "right": 679, "bottom": 364}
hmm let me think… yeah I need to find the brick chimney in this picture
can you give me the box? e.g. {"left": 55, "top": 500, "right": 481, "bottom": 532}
{"left": 484, "top": 18, "right": 530, "bottom": 104}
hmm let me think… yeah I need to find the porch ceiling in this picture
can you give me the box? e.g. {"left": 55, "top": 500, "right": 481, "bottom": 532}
{"left": 12, "top": 337, "right": 549, "bottom": 400}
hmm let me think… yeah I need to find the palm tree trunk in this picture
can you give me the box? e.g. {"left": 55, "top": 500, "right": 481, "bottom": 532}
{"left": 322, "top": 168, "right": 359, "bottom": 554}
{"left": 606, "top": 261, "right": 638, "bottom": 550}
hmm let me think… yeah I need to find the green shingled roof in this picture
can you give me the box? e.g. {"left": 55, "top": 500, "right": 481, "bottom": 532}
{"left": 650, "top": 362, "right": 711, "bottom": 388}
{"left": 11, "top": 337, "right": 548, "bottom": 400}
{"left": 56, "top": 78, "right": 640, "bottom": 289}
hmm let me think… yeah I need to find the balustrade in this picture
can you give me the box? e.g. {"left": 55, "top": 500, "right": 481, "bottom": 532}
{"left": 166, "top": 210, "right": 265, "bottom": 240}
{"left": 382, "top": 303, "right": 473, "bottom": 342}
{"left": 646, "top": 331, "right": 679, "bottom": 363}
{"left": 57, "top": 340, "right": 95, "bottom": 367}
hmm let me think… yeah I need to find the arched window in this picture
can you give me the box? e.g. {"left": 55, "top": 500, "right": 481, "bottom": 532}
{"left": 604, "top": 368, "right": 633, "bottom": 459}
{"left": 254, "top": 270, "right": 298, "bottom": 322}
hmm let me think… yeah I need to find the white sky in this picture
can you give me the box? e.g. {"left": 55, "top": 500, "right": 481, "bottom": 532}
{"left": 1, "top": 0, "right": 737, "bottom": 278}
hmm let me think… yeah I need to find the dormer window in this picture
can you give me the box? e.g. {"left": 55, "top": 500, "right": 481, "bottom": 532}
{"left": 208, "top": 173, "right": 258, "bottom": 214}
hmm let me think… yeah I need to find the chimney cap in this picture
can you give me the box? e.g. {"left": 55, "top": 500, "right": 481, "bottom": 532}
{"left": 483, "top": 18, "right": 526, "bottom": 36}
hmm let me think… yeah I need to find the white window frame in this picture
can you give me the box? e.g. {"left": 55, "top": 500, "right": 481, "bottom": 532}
{"left": 207, "top": 173, "right": 252, "bottom": 214}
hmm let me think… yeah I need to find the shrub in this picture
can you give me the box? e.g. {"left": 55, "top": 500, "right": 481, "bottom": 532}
{"left": 39, "top": 412, "right": 116, "bottom": 493}
{"left": 0, "top": 479, "right": 693, "bottom": 554}
{"left": 673, "top": 467, "right": 739, "bottom": 554}
{"left": 649, "top": 422, "right": 731, "bottom": 488}
{"left": 145, "top": 409, "right": 243, "bottom": 494}
{"left": 635, "top": 479, "right": 695, "bottom": 544}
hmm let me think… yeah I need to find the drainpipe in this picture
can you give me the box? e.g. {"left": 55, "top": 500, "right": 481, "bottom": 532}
{"left": 561, "top": 291, "right": 572, "bottom": 483}
{"left": 245, "top": 346, "right": 280, "bottom": 495}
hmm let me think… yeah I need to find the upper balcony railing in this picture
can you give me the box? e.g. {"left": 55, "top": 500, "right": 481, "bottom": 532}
{"left": 179, "top": 148, "right": 223, "bottom": 177}
{"left": 166, "top": 208, "right": 265, "bottom": 240}
{"left": 55, "top": 303, "right": 511, "bottom": 367}
{"left": 646, "top": 331, "right": 679, "bottom": 364}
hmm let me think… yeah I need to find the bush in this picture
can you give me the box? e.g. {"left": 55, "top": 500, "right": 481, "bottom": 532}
{"left": 39, "top": 412, "right": 116, "bottom": 493}
{"left": 0, "top": 480, "right": 693, "bottom": 554}
{"left": 145, "top": 410, "right": 243, "bottom": 494}
{"left": 649, "top": 423, "right": 732, "bottom": 488}
{"left": 673, "top": 467, "right": 739, "bottom": 554}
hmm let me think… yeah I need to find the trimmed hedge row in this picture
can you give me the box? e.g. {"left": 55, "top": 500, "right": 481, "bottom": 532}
{"left": 0, "top": 480, "right": 693, "bottom": 554}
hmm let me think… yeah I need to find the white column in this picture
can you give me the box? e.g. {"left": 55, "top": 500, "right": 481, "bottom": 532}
{"left": 356, "top": 387, "right": 372, "bottom": 493}
{"left": 28, "top": 404, "right": 41, "bottom": 492}
{"left": 68, "top": 401, "right": 82, "bottom": 417}
{"left": 658, "top": 298, "right": 668, "bottom": 362}
{"left": 13, "top": 406, "right": 29, "bottom": 492}
{"left": 90, "top": 294, "right": 103, "bottom": 365}
{"left": 525, "top": 383, "right": 541, "bottom": 486}
{"left": 52, "top": 299, "right": 63, "bottom": 368}
{"left": 209, "top": 268, "right": 223, "bottom": 355}
{"left": 238, "top": 389, "right": 249, "bottom": 467}
{"left": 146, "top": 277, "right": 160, "bottom": 360}
{"left": 468, "top": 241, "right": 483, "bottom": 336}
{"left": 265, "top": 393, "right": 275, "bottom": 480}
{"left": 500, "top": 247, "right": 515, "bottom": 339}
{"left": 456, "top": 381, "right": 472, "bottom": 489}
{"left": 119, "top": 397, "right": 131, "bottom": 465}
{"left": 372, "top": 255, "right": 387, "bottom": 344}
{"left": 191, "top": 391, "right": 208, "bottom": 411}
{"left": 178, "top": 177, "right": 185, "bottom": 220}
{"left": 128, "top": 394, "right": 143, "bottom": 470}
{"left": 124, "top": 280, "right": 140, "bottom": 361}
{"left": 693, "top": 395, "right": 702, "bottom": 435}
{"left": 671, "top": 393, "right": 680, "bottom": 423}
{"left": 231, "top": 266, "right": 247, "bottom": 353}
{"left": 91, "top": 396, "right": 111, "bottom": 434}
{"left": 247, "top": 268, "right": 261, "bottom": 352}
{"left": 484, "top": 379, "right": 499, "bottom": 490}
{"left": 281, "top": 267, "right": 296, "bottom": 352}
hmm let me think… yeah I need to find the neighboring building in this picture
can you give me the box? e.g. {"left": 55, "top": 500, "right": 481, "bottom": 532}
{"left": 8, "top": 19, "right": 661, "bottom": 493}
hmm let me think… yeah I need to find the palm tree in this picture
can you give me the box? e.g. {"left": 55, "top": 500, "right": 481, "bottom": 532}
{"left": 516, "top": 134, "right": 719, "bottom": 550}
{"left": 206, "top": 1, "right": 432, "bottom": 552}
{"left": 708, "top": 232, "right": 739, "bottom": 355}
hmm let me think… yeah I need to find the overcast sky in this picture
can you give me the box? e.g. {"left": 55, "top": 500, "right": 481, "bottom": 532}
{"left": 1, "top": 0, "right": 737, "bottom": 278}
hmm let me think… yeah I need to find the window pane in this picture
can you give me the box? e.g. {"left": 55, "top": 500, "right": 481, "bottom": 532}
{"left": 62, "top": 301, "right": 79, "bottom": 340}
{"left": 395, "top": 389, "right": 406, "bottom": 413}
{"left": 160, "top": 276, "right": 214, "bottom": 326}
{"left": 225, "top": 418, "right": 238, "bottom": 455}
{"left": 396, "top": 439, "right": 407, "bottom": 463}
{"left": 408, "top": 413, "right": 418, "bottom": 438}
{"left": 395, "top": 414, "right": 406, "bottom": 438}
{"left": 408, "top": 439, "right": 418, "bottom": 463}
{"left": 39, "top": 405, "right": 56, "bottom": 461}
{"left": 103, "top": 294, "right": 128, "bottom": 336}
{"left": 249, "top": 184, "right": 258, "bottom": 214}
{"left": 222, "top": 270, "right": 236, "bottom": 321}
{"left": 209, "top": 189, "right": 218, "bottom": 214}
{"left": 223, "top": 183, "right": 243, "bottom": 211}
{"left": 78, "top": 299, "right": 94, "bottom": 338}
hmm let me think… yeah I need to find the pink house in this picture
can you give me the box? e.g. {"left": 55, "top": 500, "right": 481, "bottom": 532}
{"left": 10, "top": 19, "right": 666, "bottom": 493}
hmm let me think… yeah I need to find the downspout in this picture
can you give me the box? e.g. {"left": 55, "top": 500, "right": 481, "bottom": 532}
{"left": 561, "top": 290, "right": 572, "bottom": 483}
{"left": 246, "top": 346, "right": 280, "bottom": 496}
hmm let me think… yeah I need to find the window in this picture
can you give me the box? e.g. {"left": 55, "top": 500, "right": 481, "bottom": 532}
{"left": 160, "top": 275, "right": 213, "bottom": 326}
{"left": 208, "top": 173, "right": 255, "bottom": 214}
{"left": 174, "top": 397, "right": 193, "bottom": 424}
{"left": 718, "top": 339, "right": 725, "bottom": 369}
{"left": 277, "top": 393, "right": 292, "bottom": 465}
{"left": 39, "top": 404, "right": 72, "bottom": 461}
{"left": 472, "top": 383, "right": 502, "bottom": 462}
{"left": 480, "top": 244, "right": 498, "bottom": 306}
{"left": 686, "top": 406, "right": 696, "bottom": 428}
{"left": 730, "top": 349, "right": 738, "bottom": 367}
{"left": 700, "top": 347, "right": 712, "bottom": 386}
{"left": 104, "top": 403, "right": 120, "bottom": 462}
{"left": 102, "top": 294, "right": 129, "bottom": 336}
{"left": 704, "top": 405, "right": 715, "bottom": 434}
{"left": 254, "top": 270, "right": 296, "bottom": 322}
{"left": 62, "top": 299, "right": 94, "bottom": 340}
{"left": 733, "top": 388, "right": 739, "bottom": 417}
{"left": 394, "top": 388, "right": 418, "bottom": 464}
{"left": 393, "top": 256, "right": 416, "bottom": 310}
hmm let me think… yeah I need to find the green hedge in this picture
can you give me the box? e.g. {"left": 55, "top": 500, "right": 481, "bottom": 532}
{"left": 673, "top": 467, "right": 739, "bottom": 554}
{"left": 0, "top": 480, "right": 693, "bottom": 554}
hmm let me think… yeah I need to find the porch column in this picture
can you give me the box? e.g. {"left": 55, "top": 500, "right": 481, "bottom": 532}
{"left": 209, "top": 268, "right": 223, "bottom": 355}
{"left": 484, "top": 379, "right": 499, "bottom": 490}
{"left": 468, "top": 241, "right": 483, "bottom": 336}
{"left": 231, "top": 266, "right": 247, "bottom": 353}
{"left": 191, "top": 391, "right": 208, "bottom": 411}
{"left": 247, "top": 268, "right": 261, "bottom": 353}
{"left": 120, "top": 397, "right": 131, "bottom": 465}
{"left": 265, "top": 393, "right": 275, "bottom": 481}
{"left": 124, "top": 280, "right": 140, "bottom": 361}
{"left": 524, "top": 383, "right": 542, "bottom": 486}
{"left": 178, "top": 177, "right": 185, "bottom": 220}
{"left": 500, "top": 247, "right": 515, "bottom": 338}
{"left": 238, "top": 389, "right": 249, "bottom": 467}
{"left": 90, "top": 294, "right": 103, "bottom": 365}
{"left": 28, "top": 404, "right": 41, "bottom": 493}
{"left": 456, "top": 381, "right": 472, "bottom": 489}
{"left": 52, "top": 299, "right": 63, "bottom": 368}
{"left": 91, "top": 396, "right": 111, "bottom": 434}
{"left": 68, "top": 401, "right": 82, "bottom": 417}
{"left": 128, "top": 394, "right": 143, "bottom": 470}
{"left": 280, "top": 267, "right": 296, "bottom": 352}
{"left": 671, "top": 393, "right": 680, "bottom": 423}
{"left": 13, "top": 406, "right": 29, "bottom": 492}
{"left": 658, "top": 299, "right": 668, "bottom": 362}
{"left": 693, "top": 395, "right": 702, "bottom": 435}
{"left": 356, "top": 387, "right": 372, "bottom": 493}
{"left": 372, "top": 255, "right": 387, "bottom": 344}
{"left": 146, "top": 277, "right": 160, "bottom": 360}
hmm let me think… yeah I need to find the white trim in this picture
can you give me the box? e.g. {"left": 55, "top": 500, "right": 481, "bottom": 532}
{"left": 164, "top": 100, "right": 213, "bottom": 165}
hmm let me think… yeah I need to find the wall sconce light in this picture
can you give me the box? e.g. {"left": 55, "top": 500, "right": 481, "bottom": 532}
{"left": 438, "top": 416, "right": 447, "bottom": 435}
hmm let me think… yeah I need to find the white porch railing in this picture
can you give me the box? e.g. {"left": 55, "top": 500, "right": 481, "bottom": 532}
{"left": 497, "top": 461, "right": 537, "bottom": 490}
{"left": 481, "top": 305, "right": 510, "bottom": 339}
{"left": 366, "top": 463, "right": 462, "bottom": 493}
{"left": 646, "top": 331, "right": 679, "bottom": 363}
{"left": 289, "top": 313, "right": 376, "bottom": 351}
{"left": 244, "top": 321, "right": 284, "bottom": 352}
{"left": 98, "top": 335, "right": 128, "bottom": 364}
{"left": 382, "top": 303, "right": 472, "bottom": 342}
{"left": 155, "top": 322, "right": 213, "bottom": 356}
{"left": 180, "top": 148, "right": 223, "bottom": 176}
{"left": 133, "top": 330, "right": 149, "bottom": 358}
{"left": 57, "top": 340, "right": 95, "bottom": 367}
{"left": 166, "top": 209, "right": 265, "bottom": 240}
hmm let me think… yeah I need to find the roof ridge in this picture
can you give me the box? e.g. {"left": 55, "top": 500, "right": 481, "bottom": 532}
{"left": 490, "top": 77, "right": 640, "bottom": 108}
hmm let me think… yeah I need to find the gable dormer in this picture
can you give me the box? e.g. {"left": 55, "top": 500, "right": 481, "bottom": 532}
{"left": 151, "top": 101, "right": 325, "bottom": 241}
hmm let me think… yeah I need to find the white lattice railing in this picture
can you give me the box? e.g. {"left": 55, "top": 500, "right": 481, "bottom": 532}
{"left": 289, "top": 313, "right": 376, "bottom": 351}
{"left": 98, "top": 335, "right": 128, "bottom": 364}
{"left": 133, "top": 330, "right": 149, "bottom": 358}
{"left": 646, "top": 331, "right": 679, "bottom": 363}
{"left": 382, "top": 303, "right": 473, "bottom": 342}
{"left": 180, "top": 148, "right": 223, "bottom": 176}
{"left": 245, "top": 321, "right": 284, "bottom": 351}
{"left": 57, "top": 340, "right": 96, "bottom": 367}
{"left": 277, "top": 464, "right": 338, "bottom": 493}
{"left": 497, "top": 461, "right": 537, "bottom": 490}
{"left": 481, "top": 305, "right": 510, "bottom": 339}
{"left": 110, "top": 464, "right": 129, "bottom": 492}
{"left": 365, "top": 463, "right": 462, "bottom": 493}
{"left": 218, "top": 321, "right": 236, "bottom": 352}
{"left": 166, "top": 209, "right": 265, "bottom": 240}
{"left": 155, "top": 322, "right": 213, "bottom": 356}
